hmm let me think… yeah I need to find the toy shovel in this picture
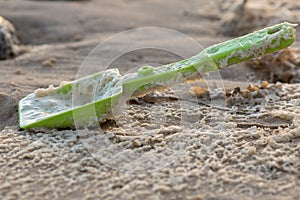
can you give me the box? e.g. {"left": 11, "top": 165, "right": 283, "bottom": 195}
{"left": 19, "top": 22, "right": 297, "bottom": 129}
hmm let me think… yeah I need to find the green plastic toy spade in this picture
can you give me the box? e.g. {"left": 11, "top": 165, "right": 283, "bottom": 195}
{"left": 19, "top": 22, "right": 297, "bottom": 129}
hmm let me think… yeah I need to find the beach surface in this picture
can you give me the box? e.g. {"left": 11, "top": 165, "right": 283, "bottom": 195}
{"left": 1, "top": 0, "right": 300, "bottom": 199}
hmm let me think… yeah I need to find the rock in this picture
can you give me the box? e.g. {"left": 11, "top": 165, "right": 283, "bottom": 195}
{"left": 0, "top": 16, "right": 19, "bottom": 60}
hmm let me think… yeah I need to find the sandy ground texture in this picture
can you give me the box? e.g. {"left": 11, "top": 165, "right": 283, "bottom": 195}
{"left": 1, "top": 0, "right": 300, "bottom": 199}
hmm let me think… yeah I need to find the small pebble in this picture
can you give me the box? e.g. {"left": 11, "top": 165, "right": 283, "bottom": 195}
{"left": 14, "top": 69, "right": 21, "bottom": 75}
{"left": 252, "top": 86, "right": 260, "bottom": 91}
{"left": 42, "top": 57, "right": 56, "bottom": 67}
{"left": 241, "top": 89, "right": 251, "bottom": 98}
{"left": 278, "top": 71, "right": 293, "bottom": 83}
{"left": 261, "top": 81, "right": 269, "bottom": 89}
{"left": 246, "top": 84, "right": 252, "bottom": 91}
{"left": 189, "top": 86, "right": 208, "bottom": 97}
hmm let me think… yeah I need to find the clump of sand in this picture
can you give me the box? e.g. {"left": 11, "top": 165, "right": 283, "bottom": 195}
{"left": 247, "top": 48, "right": 300, "bottom": 83}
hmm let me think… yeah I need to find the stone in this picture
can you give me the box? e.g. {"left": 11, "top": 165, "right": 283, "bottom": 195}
{"left": 0, "top": 16, "right": 19, "bottom": 60}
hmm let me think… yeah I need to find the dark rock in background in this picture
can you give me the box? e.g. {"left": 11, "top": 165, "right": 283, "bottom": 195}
{"left": 0, "top": 16, "right": 20, "bottom": 60}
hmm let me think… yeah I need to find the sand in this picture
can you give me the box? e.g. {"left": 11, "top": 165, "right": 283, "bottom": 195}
{"left": 0, "top": 0, "right": 300, "bottom": 199}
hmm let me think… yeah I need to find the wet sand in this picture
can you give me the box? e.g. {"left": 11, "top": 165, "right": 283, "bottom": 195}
{"left": 0, "top": 0, "right": 300, "bottom": 199}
